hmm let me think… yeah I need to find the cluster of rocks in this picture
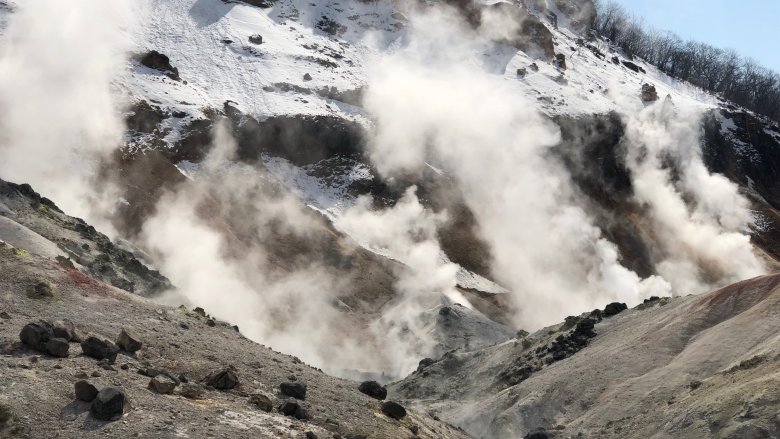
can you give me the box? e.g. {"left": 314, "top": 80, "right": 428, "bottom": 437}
{"left": 18, "top": 320, "right": 77, "bottom": 357}
{"left": 139, "top": 50, "right": 180, "bottom": 81}
{"left": 74, "top": 381, "right": 127, "bottom": 421}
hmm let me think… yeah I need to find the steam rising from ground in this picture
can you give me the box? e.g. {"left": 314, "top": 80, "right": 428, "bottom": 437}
{"left": 361, "top": 4, "right": 762, "bottom": 329}
{"left": 0, "top": 0, "right": 134, "bottom": 233}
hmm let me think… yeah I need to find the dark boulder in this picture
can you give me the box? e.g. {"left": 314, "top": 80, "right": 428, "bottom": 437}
{"left": 81, "top": 334, "right": 120, "bottom": 362}
{"left": 524, "top": 431, "right": 549, "bottom": 439}
{"left": 180, "top": 384, "right": 205, "bottom": 400}
{"left": 91, "top": 388, "right": 127, "bottom": 421}
{"left": 44, "top": 338, "right": 70, "bottom": 357}
{"left": 278, "top": 399, "right": 309, "bottom": 420}
{"left": 517, "top": 68, "right": 527, "bottom": 78}
{"left": 358, "top": 381, "right": 387, "bottom": 400}
{"left": 381, "top": 401, "right": 407, "bottom": 420}
{"left": 417, "top": 358, "right": 435, "bottom": 371}
{"left": 139, "top": 50, "right": 180, "bottom": 80}
{"left": 116, "top": 328, "right": 143, "bottom": 353}
{"left": 75, "top": 380, "right": 98, "bottom": 402}
{"left": 280, "top": 381, "right": 307, "bottom": 400}
{"left": 641, "top": 83, "right": 659, "bottom": 102}
{"left": 149, "top": 375, "right": 177, "bottom": 394}
{"left": 248, "top": 34, "right": 263, "bottom": 44}
{"left": 249, "top": 393, "right": 273, "bottom": 412}
{"left": 603, "top": 302, "right": 628, "bottom": 317}
{"left": 206, "top": 367, "right": 239, "bottom": 390}
{"left": 573, "top": 317, "right": 597, "bottom": 338}
{"left": 19, "top": 321, "right": 54, "bottom": 352}
{"left": 303, "top": 73, "right": 312, "bottom": 81}
{"left": 553, "top": 53, "right": 567, "bottom": 70}
{"left": 622, "top": 60, "right": 646, "bottom": 74}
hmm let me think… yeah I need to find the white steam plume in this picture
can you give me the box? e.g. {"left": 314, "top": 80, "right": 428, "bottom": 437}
{"left": 620, "top": 98, "right": 764, "bottom": 293}
{"left": 0, "top": 0, "right": 135, "bottom": 232}
{"left": 362, "top": 5, "right": 670, "bottom": 330}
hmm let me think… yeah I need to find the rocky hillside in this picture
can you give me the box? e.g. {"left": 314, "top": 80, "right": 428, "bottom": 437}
{"left": 390, "top": 275, "right": 780, "bottom": 438}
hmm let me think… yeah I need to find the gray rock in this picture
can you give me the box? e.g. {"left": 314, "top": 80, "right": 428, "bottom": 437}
{"left": 381, "top": 401, "right": 406, "bottom": 420}
{"left": 248, "top": 34, "right": 263, "bottom": 44}
{"left": 117, "top": 328, "right": 142, "bottom": 353}
{"left": 278, "top": 399, "right": 309, "bottom": 420}
{"left": 44, "top": 337, "right": 69, "bottom": 357}
{"left": 81, "top": 334, "right": 120, "bottom": 362}
{"left": 248, "top": 393, "right": 273, "bottom": 412}
{"left": 74, "top": 380, "right": 98, "bottom": 402}
{"left": 149, "top": 375, "right": 177, "bottom": 394}
{"left": 52, "top": 319, "right": 79, "bottom": 342}
{"left": 180, "top": 384, "right": 205, "bottom": 400}
{"left": 358, "top": 381, "right": 387, "bottom": 400}
{"left": 303, "top": 73, "right": 312, "bottom": 81}
{"left": 206, "top": 367, "right": 239, "bottom": 390}
{"left": 91, "top": 387, "right": 127, "bottom": 421}
{"left": 280, "top": 381, "right": 307, "bottom": 400}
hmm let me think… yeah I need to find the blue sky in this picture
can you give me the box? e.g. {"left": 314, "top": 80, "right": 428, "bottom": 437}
{"left": 610, "top": 0, "right": 780, "bottom": 74}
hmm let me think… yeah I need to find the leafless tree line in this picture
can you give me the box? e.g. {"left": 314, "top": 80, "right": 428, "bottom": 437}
{"left": 591, "top": 1, "right": 780, "bottom": 121}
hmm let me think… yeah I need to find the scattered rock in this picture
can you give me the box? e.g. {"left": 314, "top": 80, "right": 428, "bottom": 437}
{"left": 622, "top": 60, "right": 646, "bottom": 74}
{"left": 206, "top": 367, "right": 239, "bottom": 390}
{"left": 19, "top": 321, "right": 53, "bottom": 352}
{"left": 528, "top": 63, "right": 539, "bottom": 72}
{"left": 116, "top": 328, "right": 143, "bottom": 353}
{"left": 417, "top": 358, "right": 435, "bottom": 371}
{"left": 381, "top": 401, "right": 406, "bottom": 420}
{"left": 27, "top": 281, "right": 56, "bottom": 299}
{"left": 180, "top": 383, "right": 205, "bottom": 400}
{"left": 149, "top": 375, "right": 177, "bottom": 394}
{"left": 278, "top": 399, "right": 309, "bottom": 420}
{"left": 75, "top": 380, "right": 99, "bottom": 402}
{"left": 305, "top": 432, "right": 318, "bottom": 439}
{"left": 517, "top": 67, "right": 527, "bottom": 77}
{"left": 91, "top": 387, "right": 127, "bottom": 421}
{"left": 0, "top": 311, "right": 10, "bottom": 319}
{"left": 44, "top": 338, "right": 69, "bottom": 358}
{"left": 603, "top": 302, "right": 628, "bottom": 317}
{"left": 303, "top": 73, "right": 312, "bottom": 81}
{"left": 81, "top": 334, "right": 120, "bottom": 362}
{"left": 553, "top": 53, "right": 566, "bottom": 70}
{"left": 52, "top": 319, "right": 79, "bottom": 342}
{"left": 248, "top": 34, "right": 263, "bottom": 44}
{"left": 248, "top": 393, "right": 273, "bottom": 412}
{"left": 280, "top": 381, "right": 307, "bottom": 400}
{"left": 139, "top": 50, "right": 180, "bottom": 80}
{"left": 358, "top": 381, "right": 387, "bottom": 400}
{"left": 641, "top": 83, "right": 659, "bottom": 102}
{"left": 524, "top": 431, "right": 549, "bottom": 439}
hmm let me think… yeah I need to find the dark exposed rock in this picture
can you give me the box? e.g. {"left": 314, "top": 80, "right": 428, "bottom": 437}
{"left": 553, "top": 53, "right": 567, "bottom": 70}
{"left": 524, "top": 431, "right": 549, "bottom": 439}
{"left": 19, "top": 321, "right": 53, "bottom": 352}
{"left": 418, "top": 358, "right": 435, "bottom": 372}
{"left": 529, "top": 63, "right": 539, "bottom": 72}
{"left": 603, "top": 302, "right": 628, "bottom": 317}
{"left": 44, "top": 338, "right": 69, "bottom": 357}
{"left": 91, "top": 387, "right": 127, "bottom": 421}
{"left": 280, "top": 381, "right": 307, "bottom": 400}
{"left": 622, "top": 60, "right": 645, "bottom": 74}
{"left": 80, "top": 334, "right": 120, "bottom": 362}
{"left": 358, "top": 381, "right": 387, "bottom": 400}
{"left": 206, "top": 367, "right": 239, "bottom": 390}
{"left": 248, "top": 393, "right": 273, "bottom": 411}
{"left": 248, "top": 34, "right": 263, "bottom": 44}
{"left": 278, "top": 399, "right": 309, "bottom": 420}
{"left": 381, "top": 401, "right": 407, "bottom": 420}
{"left": 305, "top": 432, "right": 318, "bottom": 439}
{"left": 303, "top": 73, "right": 313, "bottom": 81}
{"left": 641, "top": 83, "right": 659, "bottom": 102}
{"left": 149, "top": 375, "right": 177, "bottom": 394}
{"left": 75, "top": 380, "right": 98, "bottom": 402}
{"left": 517, "top": 67, "right": 527, "bottom": 77}
{"left": 139, "top": 50, "right": 180, "bottom": 80}
{"left": 117, "top": 328, "right": 143, "bottom": 353}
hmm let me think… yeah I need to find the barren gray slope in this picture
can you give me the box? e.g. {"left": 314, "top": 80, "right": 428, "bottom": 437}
{"left": 391, "top": 276, "right": 780, "bottom": 439}
{"left": 0, "top": 243, "right": 469, "bottom": 439}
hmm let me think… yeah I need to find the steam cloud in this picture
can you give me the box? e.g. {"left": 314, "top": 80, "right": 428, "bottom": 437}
{"left": 0, "top": 0, "right": 135, "bottom": 233}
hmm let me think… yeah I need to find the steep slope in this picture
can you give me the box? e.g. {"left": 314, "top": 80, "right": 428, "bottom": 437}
{"left": 390, "top": 275, "right": 780, "bottom": 438}
{"left": 0, "top": 187, "right": 469, "bottom": 439}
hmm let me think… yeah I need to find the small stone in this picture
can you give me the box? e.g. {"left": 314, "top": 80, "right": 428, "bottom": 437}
{"left": 81, "top": 334, "right": 120, "bottom": 362}
{"left": 45, "top": 338, "right": 70, "bottom": 357}
{"left": 381, "top": 401, "right": 406, "bottom": 420}
{"left": 91, "top": 371, "right": 102, "bottom": 378}
{"left": 249, "top": 34, "right": 263, "bottom": 44}
{"left": 149, "top": 375, "right": 177, "bottom": 394}
{"left": 249, "top": 393, "right": 273, "bottom": 412}
{"left": 120, "top": 363, "right": 130, "bottom": 370}
{"left": 117, "top": 328, "right": 143, "bottom": 353}
{"left": 305, "top": 432, "right": 318, "bottom": 439}
{"left": 206, "top": 367, "right": 239, "bottom": 390}
{"left": 75, "top": 380, "right": 99, "bottom": 402}
{"left": 303, "top": 73, "right": 312, "bottom": 81}
{"left": 180, "top": 384, "right": 205, "bottom": 400}
{"left": 0, "top": 311, "right": 10, "bottom": 319}
{"left": 279, "top": 381, "right": 307, "bottom": 400}
{"left": 75, "top": 371, "right": 88, "bottom": 379}
{"left": 91, "top": 387, "right": 127, "bottom": 421}
{"left": 358, "top": 381, "right": 387, "bottom": 400}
